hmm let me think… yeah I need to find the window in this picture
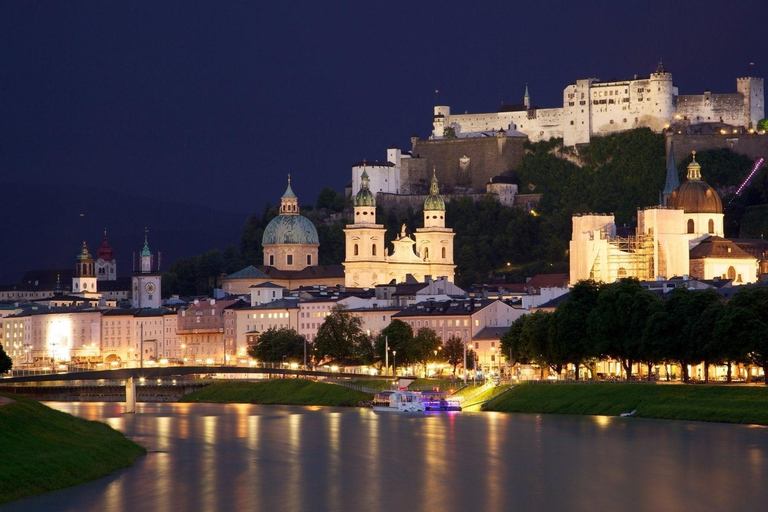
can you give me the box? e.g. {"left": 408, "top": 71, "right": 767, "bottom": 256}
{"left": 269, "top": 255, "right": 275, "bottom": 266}
{"left": 708, "top": 219, "right": 714, "bottom": 234}
{"left": 287, "top": 254, "right": 293, "bottom": 266}
{"left": 687, "top": 219, "right": 695, "bottom": 234}
{"left": 354, "top": 244, "right": 359, "bottom": 256}
{"left": 442, "top": 247, "right": 446, "bottom": 259}
{"left": 372, "top": 245, "right": 377, "bottom": 256}
{"left": 307, "top": 254, "right": 312, "bottom": 265}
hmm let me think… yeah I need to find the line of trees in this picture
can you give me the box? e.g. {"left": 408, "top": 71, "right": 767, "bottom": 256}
{"left": 247, "top": 307, "right": 477, "bottom": 376}
{"left": 501, "top": 279, "right": 768, "bottom": 384}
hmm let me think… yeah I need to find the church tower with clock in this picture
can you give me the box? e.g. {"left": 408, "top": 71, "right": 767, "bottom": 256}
{"left": 132, "top": 230, "right": 162, "bottom": 308}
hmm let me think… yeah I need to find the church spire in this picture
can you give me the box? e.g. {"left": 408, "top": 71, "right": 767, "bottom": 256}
{"left": 524, "top": 83, "right": 530, "bottom": 109}
{"left": 662, "top": 140, "right": 680, "bottom": 205}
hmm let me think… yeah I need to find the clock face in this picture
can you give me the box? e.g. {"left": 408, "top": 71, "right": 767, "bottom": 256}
{"left": 145, "top": 282, "right": 156, "bottom": 293}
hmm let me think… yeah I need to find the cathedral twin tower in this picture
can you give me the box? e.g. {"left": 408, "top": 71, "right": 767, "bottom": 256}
{"left": 343, "top": 168, "right": 455, "bottom": 288}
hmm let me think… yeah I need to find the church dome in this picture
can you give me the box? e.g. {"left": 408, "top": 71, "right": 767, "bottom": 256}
{"left": 262, "top": 176, "right": 319, "bottom": 246}
{"left": 262, "top": 215, "right": 319, "bottom": 245}
{"left": 424, "top": 169, "right": 446, "bottom": 211}
{"left": 667, "top": 152, "right": 722, "bottom": 214}
{"left": 354, "top": 169, "right": 376, "bottom": 207}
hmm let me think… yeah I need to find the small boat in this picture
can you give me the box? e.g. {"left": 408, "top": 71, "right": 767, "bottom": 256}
{"left": 371, "top": 390, "right": 461, "bottom": 413}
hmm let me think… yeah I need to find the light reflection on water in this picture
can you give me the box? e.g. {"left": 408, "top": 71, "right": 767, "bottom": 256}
{"left": 4, "top": 403, "right": 768, "bottom": 512}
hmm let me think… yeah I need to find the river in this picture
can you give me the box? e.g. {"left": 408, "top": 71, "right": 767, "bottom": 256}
{"left": 3, "top": 402, "right": 768, "bottom": 511}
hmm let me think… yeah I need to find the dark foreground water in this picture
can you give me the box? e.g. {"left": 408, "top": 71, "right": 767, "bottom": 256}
{"left": 4, "top": 402, "right": 768, "bottom": 512}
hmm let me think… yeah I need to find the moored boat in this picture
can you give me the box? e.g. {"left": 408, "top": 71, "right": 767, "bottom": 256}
{"left": 371, "top": 390, "right": 461, "bottom": 413}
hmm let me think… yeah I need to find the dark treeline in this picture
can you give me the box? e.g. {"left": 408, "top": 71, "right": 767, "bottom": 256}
{"left": 502, "top": 279, "right": 768, "bottom": 384}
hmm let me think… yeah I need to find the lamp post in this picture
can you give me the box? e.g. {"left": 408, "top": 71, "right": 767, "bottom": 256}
{"left": 392, "top": 350, "right": 397, "bottom": 377}
{"left": 385, "top": 336, "right": 389, "bottom": 376}
{"left": 490, "top": 346, "right": 495, "bottom": 378}
{"left": 463, "top": 339, "right": 467, "bottom": 384}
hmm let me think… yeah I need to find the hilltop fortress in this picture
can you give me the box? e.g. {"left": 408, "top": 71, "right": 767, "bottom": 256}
{"left": 432, "top": 63, "right": 763, "bottom": 147}
{"left": 352, "top": 64, "right": 764, "bottom": 210}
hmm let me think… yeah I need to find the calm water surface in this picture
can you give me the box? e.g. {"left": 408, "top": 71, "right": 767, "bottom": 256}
{"left": 4, "top": 402, "right": 768, "bottom": 512}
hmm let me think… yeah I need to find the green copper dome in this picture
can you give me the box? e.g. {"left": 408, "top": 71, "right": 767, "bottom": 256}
{"left": 262, "top": 214, "right": 319, "bottom": 245}
{"left": 263, "top": 175, "right": 319, "bottom": 245}
{"left": 354, "top": 169, "right": 376, "bottom": 207}
{"left": 423, "top": 170, "right": 446, "bottom": 211}
{"left": 76, "top": 241, "right": 93, "bottom": 261}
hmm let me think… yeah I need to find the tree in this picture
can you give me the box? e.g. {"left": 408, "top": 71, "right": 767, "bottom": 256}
{"left": 443, "top": 126, "right": 457, "bottom": 139}
{"left": 587, "top": 278, "right": 658, "bottom": 378}
{"left": 692, "top": 299, "right": 726, "bottom": 383}
{"left": 712, "top": 302, "right": 752, "bottom": 382}
{"left": 443, "top": 335, "right": 466, "bottom": 376}
{"left": 716, "top": 287, "right": 768, "bottom": 384}
{"left": 317, "top": 187, "right": 345, "bottom": 212}
{"left": 314, "top": 305, "right": 372, "bottom": 364}
{"left": 375, "top": 320, "right": 414, "bottom": 369}
{"left": 411, "top": 327, "right": 442, "bottom": 377}
{"left": 647, "top": 288, "right": 721, "bottom": 383}
{"left": 247, "top": 328, "right": 304, "bottom": 363}
{"left": 550, "top": 280, "right": 602, "bottom": 379}
{"left": 0, "top": 342, "right": 12, "bottom": 374}
{"left": 501, "top": 315, "right": 529, "bottom": 365}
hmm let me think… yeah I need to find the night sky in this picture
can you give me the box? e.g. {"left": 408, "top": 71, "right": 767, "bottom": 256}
{"left": 1, "top": 1, "right": 766, "bottom": 279}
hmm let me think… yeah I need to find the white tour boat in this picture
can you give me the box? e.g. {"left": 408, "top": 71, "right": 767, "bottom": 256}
{"left": 371, "top": 390, "right": 462, "bottom": 413}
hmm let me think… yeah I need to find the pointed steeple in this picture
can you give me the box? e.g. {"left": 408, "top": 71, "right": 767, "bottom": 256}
{"left": 141, "top": 228, "right": 151, "bottom": 257}
{"left": 524, "top": 83, "right": 530, "bottom": 109}
{"left": 282, "top": 173, "right": 297, "bottom": 199}
{"left": 54, "top": 274, "right": 63, "bottom": 296}
{"left": 662, "top": 140, "right": 680, "bottom": 205}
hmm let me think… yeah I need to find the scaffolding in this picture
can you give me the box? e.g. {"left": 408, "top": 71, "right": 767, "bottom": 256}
{"left": 590, "top": 232, "right": 655, "bottom": 282}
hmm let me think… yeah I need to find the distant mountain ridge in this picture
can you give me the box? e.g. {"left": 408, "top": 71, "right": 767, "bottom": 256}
{"left": 0, "top": 182, "right": 249, "bottom": 284}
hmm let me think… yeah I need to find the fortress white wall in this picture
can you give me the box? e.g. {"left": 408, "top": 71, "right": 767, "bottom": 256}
{"left": 433, "top": 74, "right": 763, "bottom": 146}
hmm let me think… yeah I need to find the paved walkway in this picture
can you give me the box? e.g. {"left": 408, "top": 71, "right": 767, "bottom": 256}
{"left": 0, "top": 395, "right": 16, "bottom": 407}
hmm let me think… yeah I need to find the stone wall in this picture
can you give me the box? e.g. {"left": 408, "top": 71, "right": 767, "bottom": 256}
{"left": 405, "top": 135, "right": 525, "bottom": 192}
{"left": 669, "top": 133, "right": 768, "bottom": 162}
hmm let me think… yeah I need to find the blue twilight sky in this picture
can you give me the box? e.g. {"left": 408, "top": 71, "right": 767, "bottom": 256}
{"left": 0, "top": 2, "right": 765, "bottom": 219}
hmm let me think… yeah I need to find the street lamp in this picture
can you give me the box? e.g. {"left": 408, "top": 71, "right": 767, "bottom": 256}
{"left": 392, "top": 350, "right": 397, "bottom": 377}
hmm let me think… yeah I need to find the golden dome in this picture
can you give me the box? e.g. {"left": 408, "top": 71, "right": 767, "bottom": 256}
{"left": 667, "top": 152, "right": 722, "bottom": 214}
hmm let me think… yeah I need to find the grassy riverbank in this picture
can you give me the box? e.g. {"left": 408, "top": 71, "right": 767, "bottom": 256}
{"left": 180, "top": 379, "right": 373, "bottom": 406}
{"left": 484, "top": 383, "right": 768, "bottom": 425}
{"left": 0, "top": 394, "right": 146, "bottom": 505}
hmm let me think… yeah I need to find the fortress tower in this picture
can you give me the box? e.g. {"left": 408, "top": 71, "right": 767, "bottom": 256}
{"left": 737, "top": 77, "right": 765, "bottom": 129}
